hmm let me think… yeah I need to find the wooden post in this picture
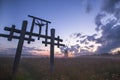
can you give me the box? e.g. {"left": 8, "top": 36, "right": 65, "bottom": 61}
{"left": 12, "top": 20, "right": 27, "bottom": 75}
{"left": 50, "top": 28, "right": 55, "bottom": 72}
{"left": 57, "top": 36, "right": 60, "bottom": 48}
{"left": 45, "top": 23, "right": 48, "bottom": 46}
{"left": 42, "top": 28, "right": 65, "bottom": 72}
{"left": 38, "top": 25, "right": 42, "bottom": 40}
{"left": 28, "top": 18, "right": 35, "bottom": 44}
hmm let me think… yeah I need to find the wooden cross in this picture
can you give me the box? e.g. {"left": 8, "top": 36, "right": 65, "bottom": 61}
{"left": 0, "top": 15, "right": 65, "bottom": 77}
{"left": 0, "top": 20, "right": 35, "bottom": 76}
{"left": 42, "top": 28, "right": 65, "bottom": 72}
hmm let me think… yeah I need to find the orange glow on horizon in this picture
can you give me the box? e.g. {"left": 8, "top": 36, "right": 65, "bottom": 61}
{"left": 30, "top": 49, "right": 75, "bottom": 58}
{"left": 31, "top": 50, "right": 50, "bottom": 56}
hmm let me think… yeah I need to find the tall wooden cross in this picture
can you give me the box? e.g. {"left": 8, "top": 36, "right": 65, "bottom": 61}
{"left": 0, "top": 21, "right": 34, "bottom": 76}
{"left": 0, "top": 15, "right": 65, "bottom": 76}
{"left": 42, "top": 28, "right": 65, "bottom": 72}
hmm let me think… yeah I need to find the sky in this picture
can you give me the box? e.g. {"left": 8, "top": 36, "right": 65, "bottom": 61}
{"left": 0, "top": 0, "right": 120, "bottom": 57}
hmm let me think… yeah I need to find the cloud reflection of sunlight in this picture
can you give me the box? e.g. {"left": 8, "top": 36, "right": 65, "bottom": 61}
{"left": 111, "top": 48, "right": 120, "bottom": 54}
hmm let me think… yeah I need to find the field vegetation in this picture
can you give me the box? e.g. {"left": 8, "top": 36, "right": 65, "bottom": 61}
{"left": 0, "top": 56, "right": 120, "bottom": 80}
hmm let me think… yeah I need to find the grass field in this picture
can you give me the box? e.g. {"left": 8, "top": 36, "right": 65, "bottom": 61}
{"left": 0, "top": 56, "right": 120, "bottom": 80}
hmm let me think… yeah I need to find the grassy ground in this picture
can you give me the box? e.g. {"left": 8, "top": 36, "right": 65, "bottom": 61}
{"left": 0, "top": 56, "right": 120, "bottom": 80}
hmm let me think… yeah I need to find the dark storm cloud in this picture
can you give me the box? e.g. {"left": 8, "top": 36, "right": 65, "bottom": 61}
{"left": 95, "top": 12, "right": 106, "bottom": 31}
{"left": 101, "top": 0, "right": 120, "bottom": 19}
{"left": 102, "top": 0, "right": 120, "bottom": 13}
{"left": 97, "top": 40, "right": 120, "bottom": 53}
{"left": 95, "top": 20, "right": 120, "bottom": 53}
{"left": 95, "top": 0, "right": 120, "bottom": 53}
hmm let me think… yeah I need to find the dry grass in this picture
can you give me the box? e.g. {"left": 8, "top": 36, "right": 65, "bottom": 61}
{"left": 0, "top": 56, "right": 120, "bottom": 80}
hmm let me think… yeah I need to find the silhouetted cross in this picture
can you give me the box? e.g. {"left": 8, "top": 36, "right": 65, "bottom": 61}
{"left": 42, "top": 28, "right": 65, "bottom": 72}
{"left": 0, "top": 15, "right": 65, "bottom": 78}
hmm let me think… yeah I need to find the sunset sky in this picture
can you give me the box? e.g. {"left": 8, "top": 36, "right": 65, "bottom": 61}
{"left": 0, "top": 0, "right": 120, "bottom": 56}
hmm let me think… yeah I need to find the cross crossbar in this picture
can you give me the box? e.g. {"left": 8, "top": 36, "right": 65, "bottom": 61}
{"left": 0, "top": 34, "right": 34, "bottom": 41}
{"left": 28, "top": 15, "right": 51, "bottom": 23}
{"left": 42, "top": 41, "right": 65, "bottom": 46}
{"left": 4, "top": 27, "right": 63, "bottom": 42}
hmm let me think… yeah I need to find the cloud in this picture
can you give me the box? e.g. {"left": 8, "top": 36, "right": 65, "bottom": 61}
{"left": 94, "top": 0, "right": 120, "bottom": 53}
{"left": 95, "top": 13, "right": 120, "bottom": 53}
{"left": 71, "top": 33, "right": 97, "bottom": 44}
{"left": 101, "top": 0, "right": 120, "bottom": 12}
{"left": 60, "top": 32, "right": 99, "bottom": 55}
{"left": 101, "top": 0, "right": 120, "bottom": 19}
{"left": 86, "top": 34, "right": 97, "bottom": 41}
{"left": 60, "top": 0, "right": 120, "bottom": 55}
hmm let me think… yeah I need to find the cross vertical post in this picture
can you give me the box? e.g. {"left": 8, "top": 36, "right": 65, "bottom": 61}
{"left": 38, "top": 25, "right": 42, "bottom": 40}
{"left": 45, "top": 23, "right": 48, "bottom": 46}
{"left": 50, "top": 28, "right": 55, "bottom": 72}
{"left": 12, "top": 20, "right": 28, "bottom": 75}
{"left": 28, "top": 18, "right": 35, "bottom": 44}
{"left": 42, "top": 28, "right": 65, "bottom": 72}
{"left": 57, "top": 36, "right": 60, "bottom": 48}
